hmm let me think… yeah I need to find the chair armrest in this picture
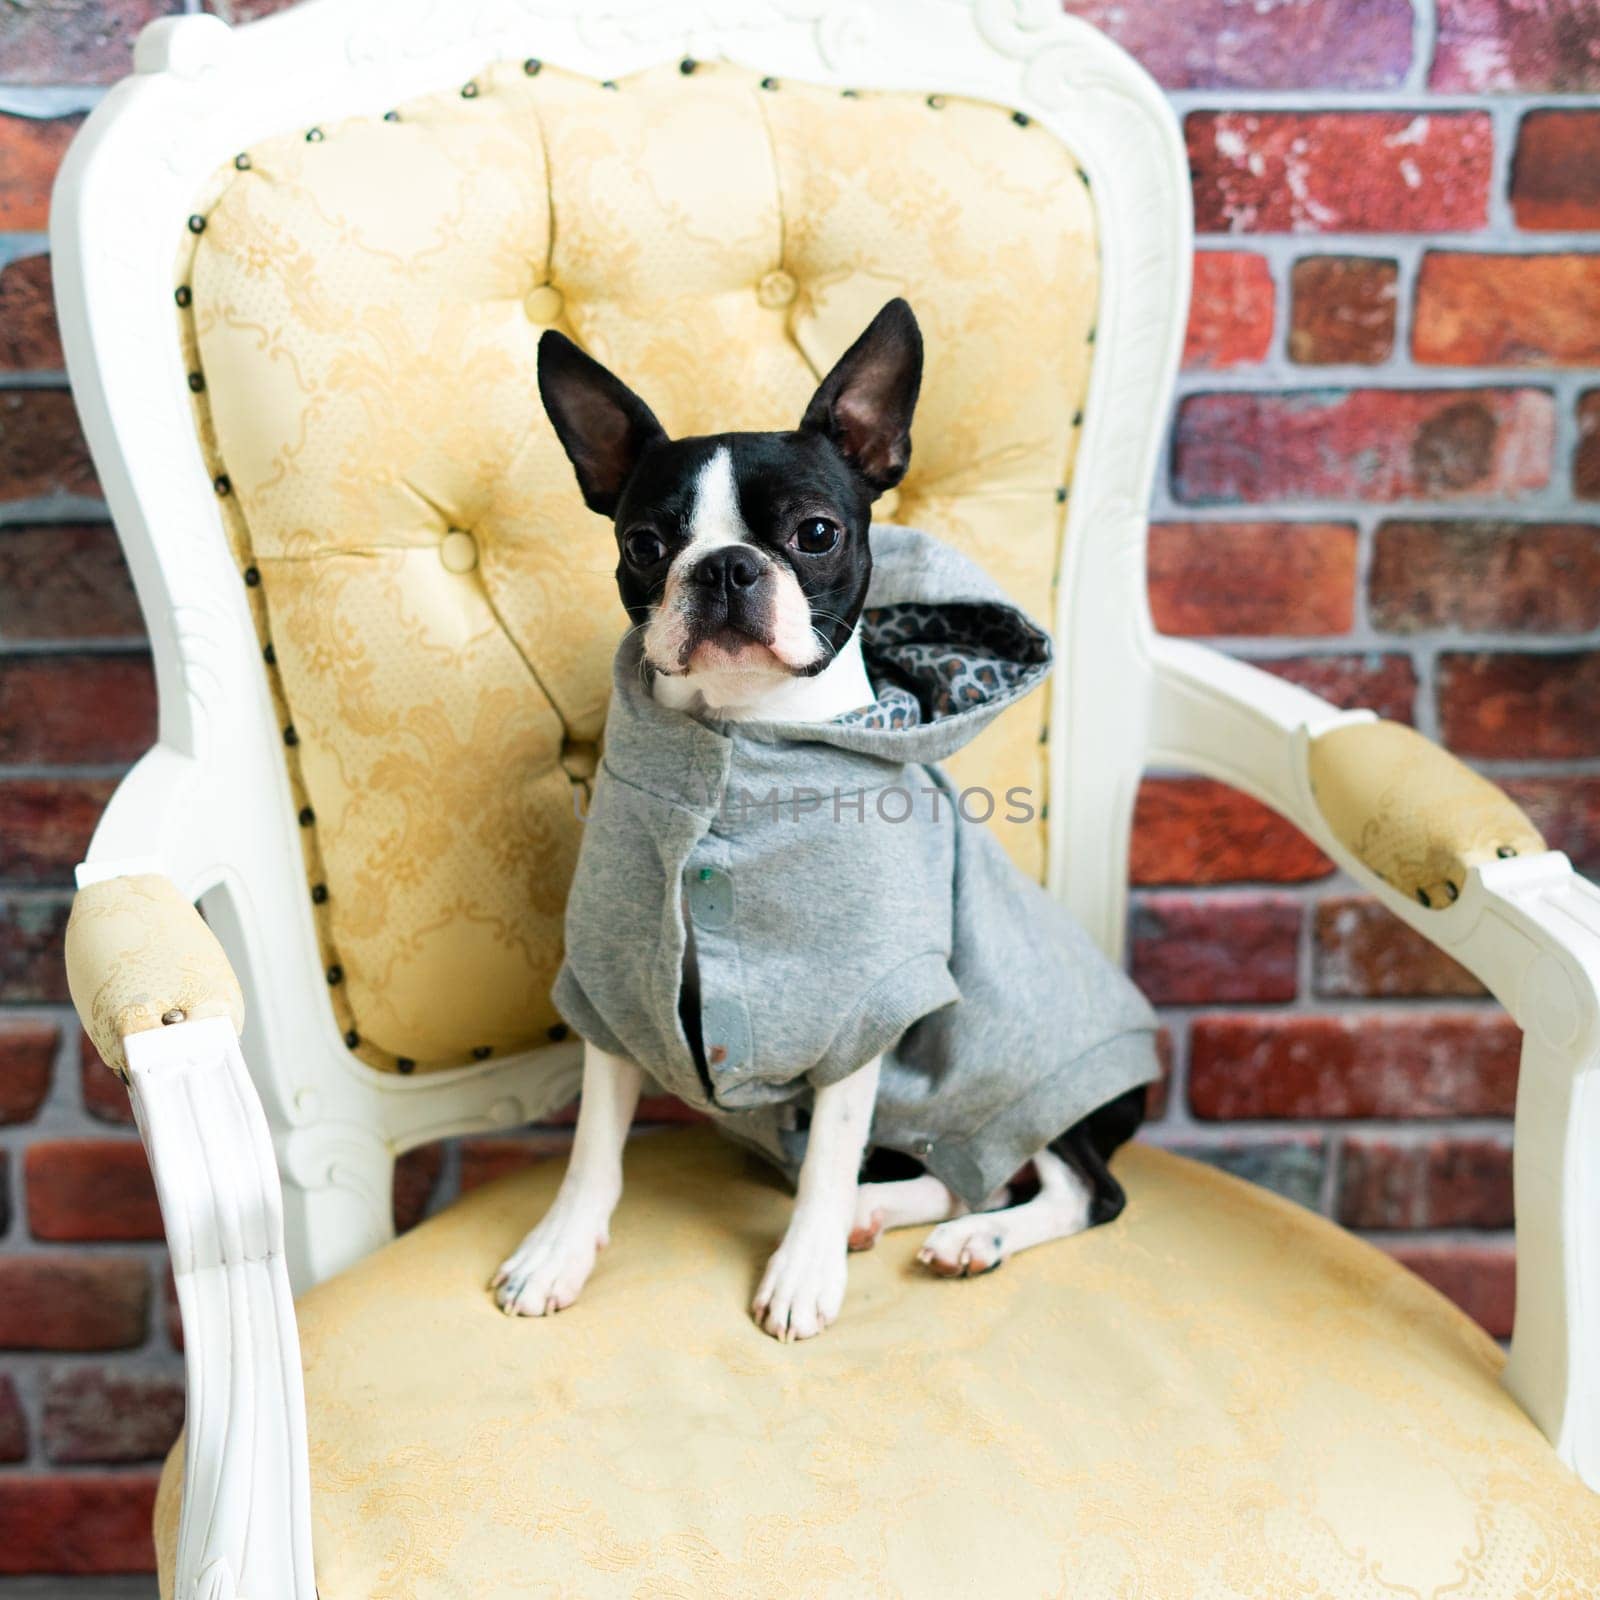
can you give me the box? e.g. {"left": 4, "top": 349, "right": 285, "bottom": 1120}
{"left": 64, "top": 869, "right": 244, "bottom": 1077}
{"left": 1150, "top": 636, "right": 1600, "bottom": 1490}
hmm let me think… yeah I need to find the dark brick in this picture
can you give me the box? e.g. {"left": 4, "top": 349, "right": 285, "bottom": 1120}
{"left": 0, "top": 1017, "right": 57, "bottom": 1123}
{"left": 1389, "top": 1243, "right": 1515, "bottom": 1340}
{"left": 0, "top": 1474, "right": 159, "bottom": 1574}
{"left": 1415, "top": 253, "right": 1600, "bottom": 366}
{"left": 0, "top": 1375, "right": 25, "bottom": 1462}
{"left": 1576, "top": 391, "right": 1600, "bottom": 500}
{"left": 0, "top": 778, "right": 117, "bottom": 884}
{"left": 1188, "top": 112, "right": 1493, "bottom": 234}
{"left": 42, "top": 1367, "right": 185, "bottom": 1464}
{"left": 1314, "top": 896, "right": 1486, "bottom": 999}
{"left": 1289, "top": 256, "right": 1398, "bottom": 365}
{"left": 1371, "top": 521, "right": 1600, "bottom": 635}
{"left": 1174, "top": 388, "right": 1555, "bottom": 506}
{"left": 1189, "top": 1012, "right": 1521, "bottom": 1120}
{"left": 0, "top": 1, "right": 170, "bottom": 84}
{"left": 26, "top": 1140, "right": 162, "bottom": 1242}
{"left": 0, "top": 525, "right": 143, "bottom": 641}
{"left": 1061, "top": 0, "right": 1411, "bottom": 88}
{"left": 1131, "top": 777, "right": 1334, "bottom": 886}
{"left": 0, "top": 116, "right": 82, "bottom": 232}
{"left": 0, "top": 893, "right": 72, "bottom": 1003}
{"left": 460, "top": 1131, "right": 573, "bottom": 1191}
{"left": 1183, "top": 252, "right": 1274, "bottom": 370}
{"left": 1129, "top": 893, "right": 1301, "bottom": 1004}
{"left": 1338, "top": 1137, "right": 1514, "bottom": 1230}
{"left": 0, "top": 255, "right": 63, "bottom": 371}
{"left": 0, "top": 390, "right": 99, "bottom": 502}
{"left": 1170, "top": 1138, "right": 1326, "bottom": 1211}
{"left": 1259, "top": 653, "right": 1417, "bottom": 724}
{"left": 0, "top": 656, "right": 156, "bottom": 764}
{"left": 0, "top": 1256, "right": 150, "bottom": 1350}
{"left": 393, "top": 1141, "right": 445, "bottom": 1234}
{"left": 1437, "top": 651, "right": 1600, "bottom": 760}
{"left": 80, "top": 1030, "right": 133, "bottom": 1125}
{"left": 1502, "top": 776, "right": 1600, "bottom": 876}
{"left": 1433, "top": 0, "right": 1600, "bottom": 92}
{"left": 1147, "top": 1027, "right": 1174, "bottom": 1121}
{"left": 1148, "top": 522, "right": 1356, "bottom": 636}
{"left": 1512, "top": 112, "right": 1600, "bottom": 230}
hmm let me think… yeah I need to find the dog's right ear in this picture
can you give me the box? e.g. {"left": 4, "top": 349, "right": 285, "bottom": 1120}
{"left": 537, "top": 332, "right": 667, "bottom": 517}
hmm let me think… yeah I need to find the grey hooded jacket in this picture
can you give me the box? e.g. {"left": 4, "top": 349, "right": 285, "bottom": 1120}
{"left": 552, "top": 525, "right": 1160, "bottom": 1208}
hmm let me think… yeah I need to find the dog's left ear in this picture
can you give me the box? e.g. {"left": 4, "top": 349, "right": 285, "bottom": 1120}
{"left": 800, "top": 298, "right": 923, "bottom": 494}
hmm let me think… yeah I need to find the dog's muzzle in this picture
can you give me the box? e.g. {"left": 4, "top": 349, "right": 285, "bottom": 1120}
{"left": 680, "top": 546, "right": 776, "bottom": 658}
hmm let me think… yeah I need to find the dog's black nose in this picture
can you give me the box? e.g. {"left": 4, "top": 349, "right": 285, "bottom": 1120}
{"left": 690, "top": 546, "right": 763, "bottom": 592}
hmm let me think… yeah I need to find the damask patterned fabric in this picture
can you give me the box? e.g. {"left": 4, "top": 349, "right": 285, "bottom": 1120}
{"left": 152, "top": 1128, "right": 1600, "bottom": 1598}
{"left": 175, "top": 59, "right": 1100, "bottom": 1071}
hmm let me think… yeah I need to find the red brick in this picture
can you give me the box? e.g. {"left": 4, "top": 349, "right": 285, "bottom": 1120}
{"left": 0, "top": 1017, "right": 57, "bottom": 1123}
{"left": 0, "top": 1256, "right": 149, "bottom": 1350}
{"left": 1061, "top": 0, "right": 1411, "bottom": 88}
{"left": 1146, "top": 1028, "right": 1174, "bottom": 1121}
{"left": 1371, "top": 520, "right": 1600, "bottom": 636}
{"left": 1415, "top": 253, "right": 1600, "bottom": 367}
{"left": 393, "top": 1141, "right": 444, "bottom": 1234}
{"left": 1338, "top": 1137, "right": 1513, "bottom": 1230}
{"left": 1289, "top": 256, "right": 1398, "bottom": 366}
{"left": 0, "top": 1474, "right": 159, "bottom": 1574}
{"left": 0, "top": 1376, "right": 24, "bottom": 1462}
{"left": 0, "top": 656, "right": 156, "bottom": 764}
{"left": 1129, "top": 894, "right": 1300, "bottom": 1004}
{"left": 0, "top": 254, "right": 62, "bottom": 371}
{"left": 0, "top": 525, "right": 143, "bottom": 641}
{"left": 81, "top": 1030, "right": 133, "bottom": 1125}
{"left": 0, "top": 116, "right": 81, "bottom": 232}
{"left": 1183, "top": 252, "right": 1274, "bottom": 370}
{"left": 1189, "top": 1011, "right": 1521, "bottom": 1120}
{"left": 1188, "top": 112, "right": 1493, "bottom": 234}
{"left": 164, "top": 1260, "right": 181, "bottom": 1352}
{"left": 1389, "top": 1244, "right": 1515, "bottom": 1340}
{"left": 25, "top": 1140, "right": 162, "bottom": 1242}
{"left": 1437, "top": 651, "right": 1600, "bottom": 760}
{"left": 1259, "top": 653, "right": 1417, "bottom": 723}
{"left": 1512, "top": 112, "right": 1600, "bottom": 230}
{"left": 1314, "top": 896, "right": 1486, "bottom": 1000}
{"left": 42, "top": 1367, "right": 185, "bottom": 1464}
{"left": 0, "top": 893, "right": 72, "bottom": 1003}
{"left": 0, "top": 390, "right": 99, "bottom": 501}
{"left": 1174, "top": 389, "right": 1554, "bottom": 504}
{"left": 0, "top": 778, "right": 117, "bottom": 884}
{"left": 0, "top": 1, "right": 170, "bottom": 84}
{"left": 1502, "top": 776, "right": 1600, "bottom": 876}
{"left": 1576, "top": 391, "right": 1600, "bottom": 500}
{"left": 1433, "top": 0, "right": 1600, "bottom": 91}
{"left": 460, "top": 1131, "right": 572, "bottom": 1192}
{"left": 1131, "top": 777, "right": 1333, "bottom": 886}
{"left": 1148, "top": 522, "right": 1356, "bottom": 637}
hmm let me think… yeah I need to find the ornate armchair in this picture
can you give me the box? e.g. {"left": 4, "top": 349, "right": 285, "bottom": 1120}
{"left": 53, "top": 2, "right": 1600, "bottom": 1595}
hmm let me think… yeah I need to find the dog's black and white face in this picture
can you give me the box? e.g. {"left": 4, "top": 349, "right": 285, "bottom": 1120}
{"left": 537, "top": 300, "right": 922, "bottom": 694}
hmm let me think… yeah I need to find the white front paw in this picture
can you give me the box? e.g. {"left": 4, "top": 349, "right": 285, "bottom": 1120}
{"left": 752, "top": 1224, "right": 849, "bottom": 1342}
{"left": 491, "top": 1205, "right": 610, "bottom": 1317}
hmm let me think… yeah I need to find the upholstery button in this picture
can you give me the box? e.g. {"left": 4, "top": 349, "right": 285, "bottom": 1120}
{"left": 440, "top": 529, "right": 478, "bottom": 573}
{"left": 757, "top": 269, "right": 797, "bottom": 309}
{"left": 524, "top": 284, "right": 564, "bottom": 324}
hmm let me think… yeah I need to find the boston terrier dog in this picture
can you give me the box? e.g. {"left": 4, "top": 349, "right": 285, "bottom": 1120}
{"left": 492, "top": 300, "right": 1153, "bottom": 1341}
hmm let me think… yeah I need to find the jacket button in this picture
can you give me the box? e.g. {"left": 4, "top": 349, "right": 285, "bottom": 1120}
{"left": 440, "top": 529, "right": 478, "bottom": 573}
{"left": 524, "top": 284, "right": 564, "bottom": 324}
{"left": 685, "top": 865, "right": 732, "bottom": 929}
{"left": 913, "top": 1137, "right": 934, "bottom": 1158}
{"left": 756, "top": 269, "right": 796, "bottom": 309}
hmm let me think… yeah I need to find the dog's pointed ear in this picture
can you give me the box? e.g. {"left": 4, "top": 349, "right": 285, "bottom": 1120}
{"left": 800, "top": 298, "right": 923, "bottom": 494}
{"left": 537, "top": 331, "right": 667, "bottom": 516}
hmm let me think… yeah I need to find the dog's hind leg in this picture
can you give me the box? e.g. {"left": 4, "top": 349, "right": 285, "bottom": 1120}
{"left": 916, "top": 1148, "right": 1091, "bottom": 1278}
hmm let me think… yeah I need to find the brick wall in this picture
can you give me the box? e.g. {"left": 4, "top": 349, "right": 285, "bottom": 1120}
{"left": 2, "top": 0, "right": 1598, "bottom": 1582}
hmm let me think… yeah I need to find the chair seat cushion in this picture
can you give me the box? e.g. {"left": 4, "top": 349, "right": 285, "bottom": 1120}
{"left": 155, "top": 1128, "right": 1600, "bottom": 1598}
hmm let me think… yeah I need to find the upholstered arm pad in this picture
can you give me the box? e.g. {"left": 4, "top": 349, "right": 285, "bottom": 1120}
{"left": 65, "top": 874, "right": 245, "bottom": 1077}
{"left": 1307, "top": 720, "right": 1548, "bottom": 909}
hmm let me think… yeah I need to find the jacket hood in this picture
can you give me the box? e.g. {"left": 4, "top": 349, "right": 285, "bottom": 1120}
{"left": 600, "top": 524, "right": 1053, "bottom": 798}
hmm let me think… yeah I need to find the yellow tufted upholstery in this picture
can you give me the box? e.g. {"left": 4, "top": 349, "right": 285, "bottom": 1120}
{"left": 175, "top": 60, "right": 1099, "bottom": 1072}
{"left": 153, "top": 1127, "right": 1600, "bottom": 1599}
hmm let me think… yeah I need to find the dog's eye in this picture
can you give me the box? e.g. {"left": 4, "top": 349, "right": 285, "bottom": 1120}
{"left": 792, "top": 518, "right": 840, "bottom": 555}
{"left": 622, "top": 528, "right": 666, "bottom": 567}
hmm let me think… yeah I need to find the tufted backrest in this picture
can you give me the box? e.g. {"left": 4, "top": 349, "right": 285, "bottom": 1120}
{"left": 175, "top": 58, "right": 1099, "bottom": 1074}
